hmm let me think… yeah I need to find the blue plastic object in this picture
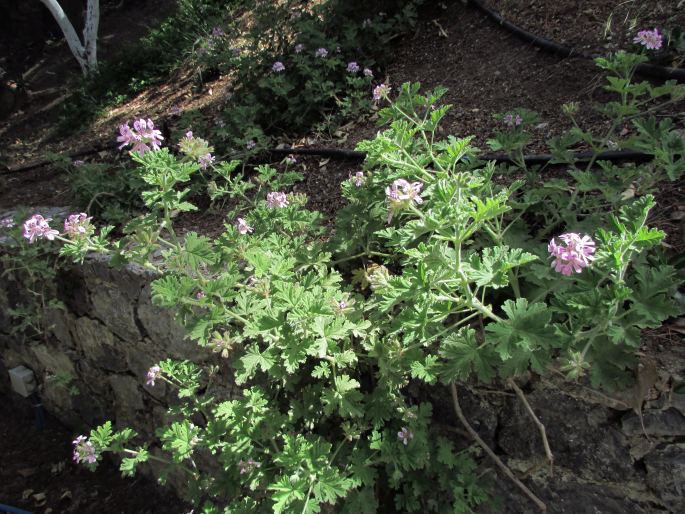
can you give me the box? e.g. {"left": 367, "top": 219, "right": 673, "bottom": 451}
{"left": 0, "top": 503, "right": 34, "bottom": 514}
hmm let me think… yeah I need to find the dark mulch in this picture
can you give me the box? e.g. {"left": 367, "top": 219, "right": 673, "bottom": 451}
{"left": 0, "top": 391, "right": 189, "bottom": 514}
{"left": 487, "top": 0, "right": 685, "bottom": 62}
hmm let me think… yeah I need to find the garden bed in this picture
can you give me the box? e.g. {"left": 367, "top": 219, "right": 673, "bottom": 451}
{"left": 0, "top": 2, "right": 685, "bottom": 514}
{"left": 486, "top": 0, "right": 685, "bottom": 64}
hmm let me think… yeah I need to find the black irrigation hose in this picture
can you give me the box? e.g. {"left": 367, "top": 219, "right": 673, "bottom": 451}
{"left": 2, "top": 145, "right": 654, "bottom": 177}
{"left": 468, "top": 0, "right": 685, "bottom": 82}
{"left": 271, "top": 146, "right": 654, "bottom": 166}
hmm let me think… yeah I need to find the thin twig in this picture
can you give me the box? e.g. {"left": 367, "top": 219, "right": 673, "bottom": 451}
{"left": 507, "top": 378, "right": 554, "bottom": 476}
{"left": 449, "top": 383, "right": 547, "bottom": 512}
{"left": 86, "top": 191, "right": 117, "bottom": 214}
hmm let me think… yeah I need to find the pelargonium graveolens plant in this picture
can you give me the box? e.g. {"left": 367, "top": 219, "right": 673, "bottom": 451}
{"left": 26, "top": 79, "right": 682, "bottom": 513}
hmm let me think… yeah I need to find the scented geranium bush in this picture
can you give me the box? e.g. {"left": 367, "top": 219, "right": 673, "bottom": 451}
{"left": 334, "top": 81, "right": 682, "bottom": 390}
{"left": 196, "top": 0, "right": 424, "bottom": 148}
{"left": 27, "top": 83, "right": 682, "bottom": 512}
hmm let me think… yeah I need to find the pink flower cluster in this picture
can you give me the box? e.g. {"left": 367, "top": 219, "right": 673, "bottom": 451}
{"left": 386, "top": 179, "right": 423, "bottom": 223}
{"left": 72, "top": 435, "right": 97, "bottom": 464}
{"left": 633, "top": 29, "right": 662, "bottom": 50}
{"left": 347, "top": 61, "right": 360, "bottom": 73}
{"left": 146, "top": 365, "right": 162, "bottom": 387}
{"left": 266, "top": 192, "right": 288, "bottom": 208}
{"left": 64, "top": 213, "right": 92, "bottom": 238}
{"left": 504, "top": 113, "right": 522, "bottom": 127}
{"left": 372, "top": 83, "right": 391, "bottom": 102}
{"left": 23, "top": 214, "right": 59, "bottom": 243}
{"left": 199, "top": 153, "right": 215, "bottom": 169}
{"left": 238, "top": 458, "right": 261, "bottom": 475}
{"left": 117, "top": 118, "right": 164, "bottom": 156}
{"left": 352, "top": 171, "right": 364, "bottom": 187}
{"left": 397, "top": 427, "right": 413, "bottom": 445}
{"left": 548, "top": 233, "right": 596, "bottom": 276}
{"left": 315, "top": 47, "right": 328, "bottom": 58}
{"left": 236, "top": 217, "right": 254, "bottom": 234}
{"left": 0, "top": 217, "right": 14, "bottom": 228}
{"left": 272, "top": 61, "right": 285, "bottom": 73}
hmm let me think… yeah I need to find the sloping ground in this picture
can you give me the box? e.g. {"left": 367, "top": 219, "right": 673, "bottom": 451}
{"left": 1, "top": 2, "right": 684, "bottom": 513}
{"left": 1, "top": 1, "right": 625, "bottom": 210}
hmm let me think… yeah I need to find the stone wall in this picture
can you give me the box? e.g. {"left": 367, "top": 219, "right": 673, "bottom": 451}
{"left": 1, "top": 251, "right": 683, "bottom": 512}
{"left": 0, "top": 252, "right": 232, "bottom": 438}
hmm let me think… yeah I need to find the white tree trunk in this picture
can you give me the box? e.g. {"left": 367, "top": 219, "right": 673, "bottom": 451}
{"left": 39, "top": 0, "right": 100, "bottom": 75}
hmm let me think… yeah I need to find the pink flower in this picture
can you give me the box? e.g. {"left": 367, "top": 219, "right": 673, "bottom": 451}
{"left": 170, "top": 105, "right": 181, "bottom": 116}
{"left": 198, "top": 153, "right": 215, "bottom": 169}
{"left": 548, "top": 233, "right": 596, "bottom": 276}
{"left": 238, "top": 458, "right": 261, "bottom": 475}
{"left": 385, "top": 179, "right": 423, "bottom": 223}
{"left": 315, "top": 47, "right": 328, "bottom": 58}
{"left": 63, "top": 213, "right": 92, "bottom": 238}
{"left": 72, "top": 159, "right": 85, "bottom": 167}
{"left": 266, "top": 192, "right": 288, "bottom": 208}
{"left": 116, "top": 123, "right": 137, "bottom": 149}
{"left": 347, "top": 62, "right": 360, "bottom": 73}
{"left": 352, "top": 171, "right": 364, "bottom": 187}
{"left": 117, "top": 118, "right": 164, "bottom": 156}
{"left": 633, "top": 29, "right": 663, "bottom": 50}
{"left": 284, "top": 154, "right": 297, "bottom": 165}
{"left": 372, "top": 83, "right": 391, "bottom": 102}
{"left": 146, "top": 365, "right": 161, "bottom": 387}
{"left": 504, "top": 113, "right": 522, "bottom": 127}
{"left": 246, "top": 139, "right": 256, "bottom": 150}
{"left": 0, "top": 217, "right": 15, "bottom": 228}
{"left": 397, "top": 427, "right": 413, "bottom": 446}
{"left": 196, "top": 291, "right": 206, "bottom": 299}
{"left": 211, "top": 27, "right": 225, "bottom": 37}
{"left": 294, "top": 43, "right": 305, "bottom": 53}
{"left": 236, "top": 217, "right": 254, "bottom": 234}
{"left": 363, "top": 68, "right": 373, "bottom": 78}
{"left": 23, "top": 214, "right": 59, "bottom": 243}
{"left": 272, "top": 61, "right": 285, "bottom": 73}
{"left": 72, "top": 435, "right": 97, "bottom": 464}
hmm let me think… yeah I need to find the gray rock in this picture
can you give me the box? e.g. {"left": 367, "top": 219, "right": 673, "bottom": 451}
{"left": 30, "top": 341, "right": 76, "bottom": 377}
{"left": 498, "top": 389, "right": 635, "bottom": 482}
{"left": 108, "top": 374, "right": 144, "bottom": 417}
{"left": 88, "top": 278, "right": 141, "bottom": 342}
{"left": 71, "top": 316, "right": 128, "bottom": 372}
{"left": 125, "top": 338, "right": 167, "bottom": 400}
{"left": 137, "top": 283, "right": 194, "bottom": 360}
{"left": 43, "top": 307, "right": 75, "bottom": 347}
{"left": 622, "top": 409, "right": 685, "bottom": 438}
{"left": 81, "top": 253, "right": 152, "bottom": 301}
{"left": 644, "top": 444, "right": 685, "bottom": 512}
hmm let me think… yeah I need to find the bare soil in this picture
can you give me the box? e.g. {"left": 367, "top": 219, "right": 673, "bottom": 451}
{"left": 0, "top": 390, "right": 189, "bottom": 513}
{"left": 487, "top": 0, "right": 685, "bottom": 64}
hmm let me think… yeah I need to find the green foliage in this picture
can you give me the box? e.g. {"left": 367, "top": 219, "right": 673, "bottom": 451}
{"left": 0, "top": 211, "right": 61, "bottom": 341}
{"left": 34, "top": 48, "right": 683, "bottom": 513}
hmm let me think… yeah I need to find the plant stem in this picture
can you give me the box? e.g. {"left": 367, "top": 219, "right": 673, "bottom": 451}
{"left": 507, "top": 378, "right": 554, "bottom": 476}
{"left": 449, "top": 383, "right": 547, "bottom": 512}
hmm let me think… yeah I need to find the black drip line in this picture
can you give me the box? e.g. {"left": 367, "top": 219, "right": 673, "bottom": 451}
{"left": 467, "top": 0, "right": 685, "bottom": 82}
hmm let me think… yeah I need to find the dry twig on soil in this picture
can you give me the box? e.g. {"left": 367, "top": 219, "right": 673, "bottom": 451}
{"left": 449, "top": 382, "right": 547, "bottom": 513}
